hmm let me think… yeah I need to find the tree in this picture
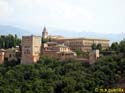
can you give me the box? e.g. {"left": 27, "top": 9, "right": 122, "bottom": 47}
{"left": 75, "top": 49, "right": 88, "bottom": 58}
{"left": 0, "top": 34, "right": 21, "bottom": 49}
{"left": 0, "top": 52, "right": 123, "bottom": 93}
{"left": 42, "top": 38, "right": 48, "bottom": 44}
{"left": 96, "top": 43, "right": 102, "bottom": 51}
{"left": 62, "top": 77, "right": 76, "bottom": 93}
{"left": 92, "top": 43, "right": 96, "bottom": 50}
{"left": 110, "top": 42, "right": 119, "bottom": 51}
{"left": 92, "top": 43, "right": 102, "bottom": 51}
{"left": 0, "top": 37, "right": 2, "bottom": 49}
{"left": 75, "top": 49, "right": 81, "bottom": 56}
{"left": 121, "top": 58, "right": 125, "bottom": 73}
{"left": 119, "top": 39, "right": 125, "bottom": 52}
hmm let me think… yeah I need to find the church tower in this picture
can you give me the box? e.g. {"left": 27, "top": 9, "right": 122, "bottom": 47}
{"left": 42, "top": 27, "right": 48, "bottom": 39}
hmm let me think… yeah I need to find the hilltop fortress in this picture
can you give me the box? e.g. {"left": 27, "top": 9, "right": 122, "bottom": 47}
{"left": 21, "top": 27, "right": 109, "bottom": 64}
{"left": 0, "top": 27, "right": 109, "bottom": 64}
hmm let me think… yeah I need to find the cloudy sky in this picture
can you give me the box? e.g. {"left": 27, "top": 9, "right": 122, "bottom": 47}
{"left": 0, "top": 0, "right": 125, "bottom": 34}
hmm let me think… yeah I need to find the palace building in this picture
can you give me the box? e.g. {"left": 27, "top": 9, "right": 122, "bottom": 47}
{"left": 0, "top": 27, "right": 109, "bottom": 64}
{"left": 53, "top": 38, "right": 109, "bottom": 52}
{"left": 20, "top": 27, "right": 109, "bottom": 64}
{"left": 42, "top": 27, "right": 109, "bottom": 52}
{"left": 42, "top": 42, "right": 77, "bottom": 60}
{"left": 21, "top": 35, "right": 41, "bottom": 64}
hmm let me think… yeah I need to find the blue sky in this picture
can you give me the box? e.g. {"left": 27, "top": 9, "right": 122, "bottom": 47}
{"left": 0, "top": 0, "right": 125, "bottom": 34}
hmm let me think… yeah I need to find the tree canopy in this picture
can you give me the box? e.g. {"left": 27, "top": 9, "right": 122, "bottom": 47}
{"left": 0, "top": 55, "right": 124, "bottom": 93}
{"left": 0, "top": 34, "right": 21, "bottom": 49}
{"left": 92, "top": 43, "right": 102, "bottom": 51}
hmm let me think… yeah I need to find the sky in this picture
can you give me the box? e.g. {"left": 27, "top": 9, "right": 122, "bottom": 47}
{"left": 0, "top": 0, "right": 125, "bottom": 34}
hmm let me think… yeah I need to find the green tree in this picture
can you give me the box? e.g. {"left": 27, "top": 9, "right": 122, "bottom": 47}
{"left": 119, "top": 39, "right": 125, "bottom": 52}
{"left": 96, "top": 43, "right": 102, "bottom": 51}
{"left": 42, "top": 38, "right": 48, "bottom": 44}
{"left": 75, "top": 49, "right": 88, "bottom": 58}
{"left": 110, "top": 42, "right": 119, "bottom": 51}
{"left": 0, "top": 52, "right": 124, "bottom": 93}
{"left": 121, "top": 58, "right": 125, "bottom": 73}
{"left": 92, "top": 43, "right": 96, "bottom": 50}
{"left": 0, "top": 34, "right": 21, "bottom": 49}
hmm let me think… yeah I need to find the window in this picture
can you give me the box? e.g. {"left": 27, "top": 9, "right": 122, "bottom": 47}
{"left": 24, "top": 49, "right": 30, "bottom": 54}
{"left": 27, "top": 50, "right": 30, "bottom": 54}
{"left": 24, "top": 46, "right": 30, "bottom": 48}
{"left": 9, "top": 54, "right": 11, "bottom": 57}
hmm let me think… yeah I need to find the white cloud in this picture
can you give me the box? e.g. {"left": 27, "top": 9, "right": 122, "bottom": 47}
{"left": 0, "top": 0, "right": 13, "bottom": 17}
{"left": 0, "top": 0, "right": 125, "bottom": 34}
{"left": 6, "top": 0, "right": 94, "bottom": 31}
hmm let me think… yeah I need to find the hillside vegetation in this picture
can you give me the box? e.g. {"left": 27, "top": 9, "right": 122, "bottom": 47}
{"left": 0, "top": 54, "right": 125, "bottom": 93}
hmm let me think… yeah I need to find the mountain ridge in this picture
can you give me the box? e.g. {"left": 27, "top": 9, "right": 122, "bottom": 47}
{"left": 0, "top": 25, "right": 31, "bottom": 38}
{"left": 0, "top": 25, "right": 124, "bottom": 43}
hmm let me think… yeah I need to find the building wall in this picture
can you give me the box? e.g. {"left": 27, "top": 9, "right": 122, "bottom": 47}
{"left": 43, "top": 44, "right": 77, "bottom": 60}
{"left": 21, "top": 36, "right": 41, "bottom": 64}
{"left": 53, "top": 46, "right": 71, "bottom": 52}
{"left": 89, "top": 50, "right": 100, "bottom": 64}
{"left": 4, "top": 48, "right": 19, "bottom": 61}
{"left": 43, "top": 51, "right": 58, "bottom": 58}
{"left": 48, "top": 35, "right": 64, "bottom": 40}
{"left": 63, "top": 38, "right": 109, "bottom": 52}
{"left": 43, "top": 50, "right": 76, "bottom": 60}
{"left": 0, "top": 52, "right": 5, "bottom": 64}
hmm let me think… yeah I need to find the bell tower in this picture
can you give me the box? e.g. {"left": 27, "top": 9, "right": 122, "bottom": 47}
{"left": 42, "top": 27, "right": 48, "bottom": 39}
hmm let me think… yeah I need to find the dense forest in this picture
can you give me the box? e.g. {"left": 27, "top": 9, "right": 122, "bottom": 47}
{"left": 0, "top": 34, "right": 21, "bottom": 49}
{"left": 0, "top": 54, "right": 124, "bottom": 93}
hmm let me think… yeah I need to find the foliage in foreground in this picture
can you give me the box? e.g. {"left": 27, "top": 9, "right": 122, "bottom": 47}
{"left": 0, "top": 34, "right": 21, "bottom": 49}
{"left": 0, "top": 55, "right": 125, "bottom": 93}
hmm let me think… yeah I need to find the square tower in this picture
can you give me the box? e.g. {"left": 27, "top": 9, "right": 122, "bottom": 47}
{"left": 21, "top": 35, "right": 41, "bottom": 64}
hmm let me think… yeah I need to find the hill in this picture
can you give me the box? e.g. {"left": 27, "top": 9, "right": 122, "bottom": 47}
{"left": 49, "top": 29, "right": 125, "bottom": 43}
{"left": 0, "top": 25, "right": 31, "bottom": 38}
{"left": 0, "top": 25, "right": 125, "bottom": 43}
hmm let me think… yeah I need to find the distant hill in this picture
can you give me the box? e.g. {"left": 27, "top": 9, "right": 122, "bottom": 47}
{"left": 0, "top": 25, "right": 31, "bottom": 38}
{"left": 48, "top": 29, "right": 125, "bottom": 44}
{"left": 0, "top": 25, "right": 124, "bottom": 43}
